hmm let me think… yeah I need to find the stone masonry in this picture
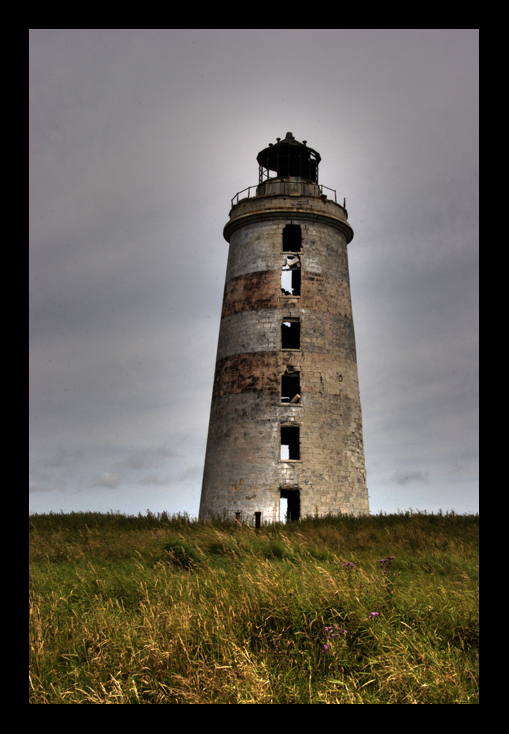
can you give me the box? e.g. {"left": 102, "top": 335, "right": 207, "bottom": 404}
{"left": 199, "top": 137, "right": 369, "bottom": 523}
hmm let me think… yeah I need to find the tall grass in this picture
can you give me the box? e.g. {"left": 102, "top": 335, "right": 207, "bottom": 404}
{"left": 29, "top": 511, "right": 479, "bottom": 704}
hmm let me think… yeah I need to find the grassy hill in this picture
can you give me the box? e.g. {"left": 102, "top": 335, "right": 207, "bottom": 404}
{"left": 29, "top": 510, "right": 479, "bottom": 704}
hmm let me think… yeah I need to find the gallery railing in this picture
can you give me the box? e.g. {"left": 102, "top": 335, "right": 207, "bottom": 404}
{"left": 231, "top": 180, "right": 340, "bottom": 208}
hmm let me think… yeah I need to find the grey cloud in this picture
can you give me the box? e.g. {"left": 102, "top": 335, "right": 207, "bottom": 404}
{"left": 393, "top": 471, "right": 430, "bottom": 486}
{"left": 91, "top": 473, "right": 123, "bottom": 489}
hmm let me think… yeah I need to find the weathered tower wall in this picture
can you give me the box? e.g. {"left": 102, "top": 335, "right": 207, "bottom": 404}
{"left": 199, "top": 177, "right": 369, "bottom": 523}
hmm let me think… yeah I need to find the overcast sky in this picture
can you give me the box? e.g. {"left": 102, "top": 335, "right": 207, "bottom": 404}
{"left": 29, "top": 29, "right": 479, "bottom": 517}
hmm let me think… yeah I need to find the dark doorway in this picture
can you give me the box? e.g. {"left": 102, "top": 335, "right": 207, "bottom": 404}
{"left": 280, "top": 488, "right": 300, "bottom": 522}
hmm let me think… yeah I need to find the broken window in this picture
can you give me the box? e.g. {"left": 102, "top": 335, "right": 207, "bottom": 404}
{"left": 281, "top": 426, "right": 300, "bottom": 460}
{"left": 282, "top": 319, "right": 300, "bottom": 349}
{"left": 281, "top": 372, "right": 300, "bottom": 404}
{"left": 280, "top": 488, "right": 300, "bottom": 522}
{"left": 283, "top": 224, "right": 302, "bottom": 252}
{"left": 281, "top": 255, "right": 301, "bottom": 296}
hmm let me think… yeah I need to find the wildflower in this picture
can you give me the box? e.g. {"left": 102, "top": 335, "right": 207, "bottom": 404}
{"left": 342, "top": 561, "right": 358, "bottom": 570}
{"left": 368, "top": 612, "right": 380, "bottom": 619}
{"left": 378, "top": 556, "right": 396, "bottom": 573}
{"left": 321, "top": 625, "right": 347, "bottom": 653}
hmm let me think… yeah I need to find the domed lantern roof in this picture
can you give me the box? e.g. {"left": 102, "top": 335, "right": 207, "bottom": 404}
{"left": 257, "top": 132, "right": 321, "bottom": 183}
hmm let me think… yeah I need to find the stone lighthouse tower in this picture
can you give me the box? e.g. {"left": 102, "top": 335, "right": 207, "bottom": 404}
{"left": 199, "top": 133, "right": 369, "bottom": 523}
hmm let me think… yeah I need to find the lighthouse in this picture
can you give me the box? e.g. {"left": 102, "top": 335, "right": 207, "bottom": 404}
{"left": 199, "top": 133, "right": 369, "bottom": 523}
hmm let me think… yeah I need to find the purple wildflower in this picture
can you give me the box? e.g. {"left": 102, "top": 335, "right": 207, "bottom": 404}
{"left": 342, "top": 561, "right": 358, "bottom": 570}
{"left": 378, "top": 556, "right": 396, "bottom": 573}
{"left": 322, "top": 625, "right": 347, "bottom": 653}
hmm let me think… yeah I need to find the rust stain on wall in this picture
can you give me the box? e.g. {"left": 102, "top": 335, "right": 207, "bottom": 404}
{"left": 212, "top": 352, "right": 281, "bottom": 397}
{"left": 222, "top": 270, "right": 353, "bottom": 319}
{"left": 212, "top": 351, "right": 358, "bottom": 398}
{"left": 222, "top": 271, "right": 280, "bottom": 317}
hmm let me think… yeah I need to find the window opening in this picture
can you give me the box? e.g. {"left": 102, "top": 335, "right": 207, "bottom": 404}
{"left": 281, "top": 426, "right": 300, "bottom": 460}
{"left": 283, "top": 224, "right": 301, "bottom": 252}
{"left": 282, "top": 319, "right": 300, "bottom": 349}
{"left": 281, "top": 255, "right": 301, "bottom": 296}
{"left": 280, "top": 488, "right": 300, "bottom": 522}
{"left": 281, "top": 373, "right": 300, "bottom": 404}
